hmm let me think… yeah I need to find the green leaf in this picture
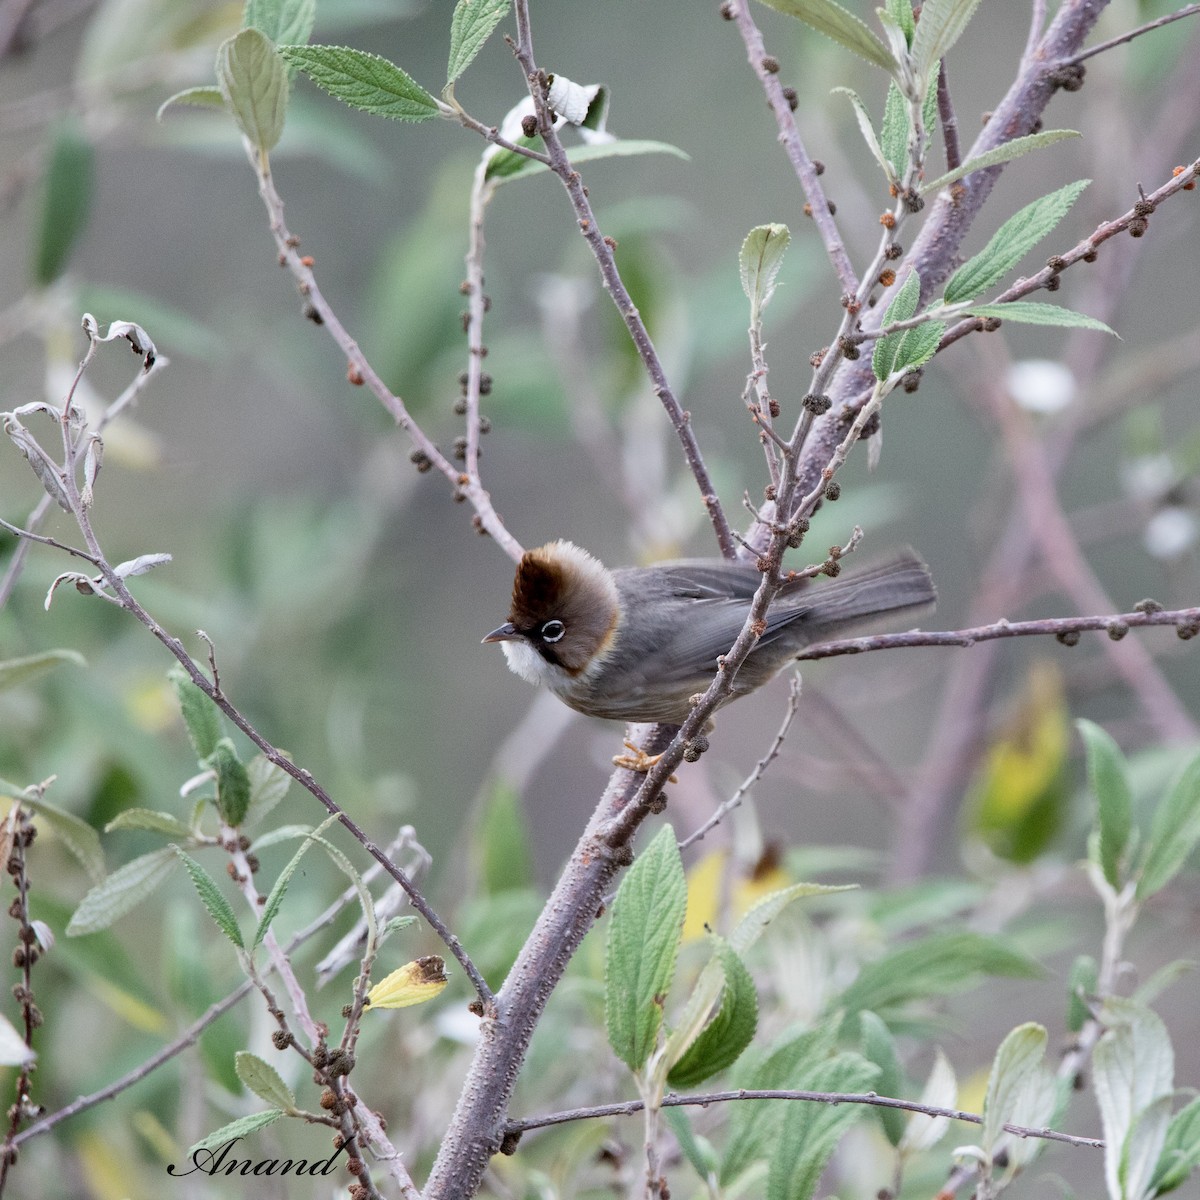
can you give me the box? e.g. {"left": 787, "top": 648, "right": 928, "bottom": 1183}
{"left": 859, "top": 1011, "right": 906, "bottom": 1146}
{"left": 253, "top": 816, "right": 337, "bottom": 950}
{"left": 729, "top": 881, "right": 856, "bottom": 956}
{"left": 33, "top": 121, "right": 94, "bottom": 286}
{"left": 243, "top": 755, "right": 291, "bottom": 830}
{"left": 486, "top": 136, "right": 688, "bottom": 184}
{"left": 1153, "top": 1095, "right": 1200, "bottom": 1194}
{"left": 963, "top": 301, "right": 1116, "bottom": 335}
{"left": 831, "top": 87, "right": 896, "bottom": 184}
{"left": 767, "top": 1052, "right": 880, "bottom": 1200}
{"left": 756, "top": 0, "right": 896, "bottom": 72}
{"left": 1124, "top": 1096, "right": 1174, "bottom": 1200}
{"left": 477, "top": 781, "right": 534, "bottom": 894}
{"left": 910, "top": 0, "right": 984, "bottom": 81}
{"left": 0, "top": 649, "right": 86, "bottom": 693}
{"left": 235, "top": 1050, "right": 297, "bottom": 1110}
{"left": 216, "top": 28, "right": 289, "bottom": 153}
{"left": 944, "top": 179, "right": 1089, "bottom": 303}
{"left": 880, "top": 268, "right": 922, "bottom": 325}
{"left": 879, "top": 81, "right": 908, "bottom": 179}
{"left": 23, "top": 794, "right": 105, "bottom": 883}
{"left": 1077, "top": 719, "right": 1134, "bottom": 889}
{"left": 874, "top": 272, "right": 945, "bottom": 379}
{"left": 834, "top": 931, "right": 1041, "bottom": 1019}
{"left": 605, "top": 824, "right": 687, "bottom": 1072}
{"left": 664, "top": 1107, "right": 721, "bottom": 1183}
{"left": 66, "top": 847, "right": 177, "bottom": 935}
{"left": 207, "top": 738, "right": 252, "bottom": 828}
{"left": 1137, "top": 749, "right": 1200, "bottom": 901}
{"left": 185, "top": 1109, "right": 285, "bottom": 1156}
{"left": 884, "top": 0, "right": 914, "bottom": 45}
{"left": 173, "top": 847, "right": 244, "bottom": 949}
{"left": 1066, "top": 954, "right": 1098, "bottom": 1034}
{"left": 244, "top": 0, "right": 315, "bottom": 46}
{"left": 170, "top": 666, "right": 222, "bottom": 762}
{"left": 921, "top": 129, "right": 1081, "bottom": 195}
{"left": 156, "top": 86, "right": 227, "bottom": 122}
{"left": 739, "top": 224, "right": 791, "bottom": 324}
{"left": 981, "top": 1023, "right": 1048, "bottom": 1154}
{"left": 105, "top": 808, "right": 194, "bottom": 839}
{"left": 447, "top": 0, "right": 510, "bottom": 85}
{"left": 667, "top": 942, "right": 758, "bottom": 1088}
{"left": 278, "top": 44, "right": 440, "bottom": 121}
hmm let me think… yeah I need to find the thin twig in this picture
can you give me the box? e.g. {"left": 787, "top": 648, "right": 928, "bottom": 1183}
{"left": 936, "top": 60, "right": 961, "bottom": 174}
{"left": 1066, "top": 2, "right": 1200, "bottom": 64}
{"left": 503, "top": 1089, "right": 1104, "bottom": 1151}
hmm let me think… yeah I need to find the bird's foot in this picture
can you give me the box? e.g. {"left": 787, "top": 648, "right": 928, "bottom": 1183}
{"left": 612, "top": 741, "right": 677, "bottom": 783}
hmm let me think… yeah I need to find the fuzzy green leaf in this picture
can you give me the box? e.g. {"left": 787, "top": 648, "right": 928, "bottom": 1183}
{"left": 235, "top": 1050, "right": 297, "bottom": 1110}
{"left": 66, "top": 847, "right": 177, "bottom": 935}
{"left": 0, "top": 649, "right": 86, "bottom": 693}
{"left": 605, "top": 824, "right": 687, "bottom": 1072}
{"left": 173, "top": 847, "right": 244, "bottom": 949}
{"left": 253, "top": 815, "right": 336, "bottom": 950}
{"left": 859, "top": 1012, "right": 906, "bottom": 1146}
{"left": 216, "top": 28, "right": 289, "bottom": 153}
{"left": 185, "top": 1109, "right": 285, "bottom": 1156}
{"left": 1078, "top": 719, "right": 1134, "bottom": 889}
{"left": 1153, "top": 1095, "right": 1200, "bottom": 1195}
{"left": 207, "top": 738, "right": 251, "bottom": 828}
{"left": 244, "top": 0, "right": 315, "bottom": 46}
{"left": 921, "top": 129, "right": 1081, "bottom": 195}
{"left": 105, "top": 808, "right": 194, "bottom": 839}
{"left": 739, "top": 224, "right": 791, "bottom": 323}
{"left": 33, "top": 122, "right": 94, "bottom": 286}
{"left": 880, "top": 81, "right": 908, "bottom": 179}
{"left": 447, "top": 0, "right": 510, "bottom": 85}
{"left": 963, "top": 301, "right": 1116, "bottom": 335}
{"left": 910, "top": 0, "right": 984, "bottom": 81}
{"left": 981, "top": 1023, "right": 1048, "bottom": 1153}
{"left": 243, "top": 754, "right": 291, "bottom": 830}
{"left": 831, "top": 87, "right": 895, "bottom": 184}
{"left": 23, "top": 794, "right": 105, "bottom": 883}
{"left": 944, "top": 179, "right": 1089, "bottom": 303}
{"left": 1066, "top": 954, "right": 1098, "bottom": 1034}
{"left": 156, "top": 86, "right": 226, "bottom": 122}
{"left": 1137, "top": 750, "right": 1200, "bottom": 901}
{"left": 667, "top": 942, "right": 758, "bottom": 1088}
{"left": 756, "top": 0, "right": 896, "bottom": 71}
{"left": 169, "top": 666, "right": 222, "bottom": 762}
{"left": 884, "top": 0, "right": 914, "bottom": 44}
{"left": 279, "top": 44, "right": 440, "bottom": 121}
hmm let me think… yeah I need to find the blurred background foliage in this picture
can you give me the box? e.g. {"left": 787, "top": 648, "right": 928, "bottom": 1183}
{"left": 0, "top": 0, "right": 1199, "bottom": 1196}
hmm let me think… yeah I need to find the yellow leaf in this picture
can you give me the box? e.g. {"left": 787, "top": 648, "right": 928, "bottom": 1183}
{"left": 366, "top": 956, "right": 448, "bottom": 1009}
{"left": 682, "top": 850, "right": 726, "bottom": 943}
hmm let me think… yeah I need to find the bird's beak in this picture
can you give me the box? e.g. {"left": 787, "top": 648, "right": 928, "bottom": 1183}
{"left": 482, "top": 622, "right": 521, "bottom": 644}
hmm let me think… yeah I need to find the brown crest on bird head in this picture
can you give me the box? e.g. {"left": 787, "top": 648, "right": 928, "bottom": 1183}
{"left": 508, "top": 541, "right": 621, "bottom": 674}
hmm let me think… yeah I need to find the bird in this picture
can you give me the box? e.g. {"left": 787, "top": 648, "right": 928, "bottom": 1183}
{"left": 483, "top": 540, "right": 935, "bottom": 726}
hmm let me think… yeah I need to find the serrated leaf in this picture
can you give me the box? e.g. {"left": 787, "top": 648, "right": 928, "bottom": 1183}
{"left": 207, "top": 738, "right": 251, "bottom": 828}
{"left": 729, "top": 881, "right": 855, "bottom": 956}
{"left": 1137, "top": 749, "right": 1200, "bottom": 901}
{"left": 170, "top": 666, "right": 222, "bottom": 762}
{"left": 605, "top": 824, "right": 687, "bottom": 1072}
{"left": 487, "top": 135, "right": 688, "bottom": 184}
{"left": 910, "top": 0, "right": 984, "bottom": 80}
{"left": 173, "top": 847, "right": 244, "bottom": 949}
{"left": 185, "top": 1109, "right": 285, "bottom": 1157}
{"left": 243, "top": 754, "right": 291, "bottom": 830}
{"left": 880, "top": 81, "right": 908, "bottom": 179}
{"left": 881, "top": 269, "right": 922, "bottom": 324}
{"left": 447, "top": 0, "right": 510, "bottom": 85}
{"left": 859, "top": 1012, "right": 906, "bottom": 1146}
{"left": 235, "top": 1050, "right": 297, "bottom": 1110}
{"left": 0, "top": 649, "right": 85, "bottom": 693}
{"left": 944, "top": 179, "right": 1090, "bottom": 304}
{"left": 874, "top": 276, "right": 947, "bottom": 380}
{"left": 105, "top": 808, "right": 194, "bottom": 838}
{"left": 253, "top": 815, "right": 337, "bottom": 950}
{"left": 1078, "top": 719, "right": 1134, "bottom": 889}
{"left": 244, "top": 0, "right": 315, "bottom": 46}
{"left": 1124, "top": 1095, "right": 1174, "bottom": 1200}
{"left": 834, "top": 931, "right": 1041, "bottom": 1019}
{"left": 964, "top": 301, "right": 1116, "bottom": 335}
{"left": 767, "top": 1052, "right": 880, "bottom": 1200}
{"left": 831, "top": 87, "right": 895, "bottom": 184}
{"left": 33, "top": 121, "right": 94, "bottom": 286}
{"left": 756, "top": 0, "right": 896, "bottom": 71}
{"left": 22, "top": 794, "right": 104, "bottom": 883}
{"left": 279, "top": 44, "right": 440, "bottom": 121}
{"left": 67, "top": 847, "right": 177, "bottom": 935}
{"left": 921, "top": 129, "right": 1081, "bottom": 195}
{"left": 740, "top": 224, "right": 791, "bottom": 323}
{"left": 216, "top": 28, "right": 289, "bottom": 153}
{"left": 981, "top": 1023, "right": 1047, "bottom": 1153}
{"left": 1066, "top": 954, "right": 1098, "bottom": 1034}
{"left": 157, "top": 86, "right": 227, "bottom": 121}
{"left": 478, "top": 780, "right": 534, "bottom": 894}
{"left": 667, "top": 942, "right": 758, "bottom": 1088}
{"left": 1153, "top": 1095, "right": 1200, "bottom": 1194}
{"left": 900, "top": 1048, "right": 956, "bottom": 1154}
{"left": 306, "top": 831, "right": 377, "bottom": 952}
{"left": 884, "top": 0, "right": 914, "bottom": 44}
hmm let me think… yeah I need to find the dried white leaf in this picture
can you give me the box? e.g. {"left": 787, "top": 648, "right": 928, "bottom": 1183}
{"left": 113, "top": 552, "right": 172, "bottom": 579}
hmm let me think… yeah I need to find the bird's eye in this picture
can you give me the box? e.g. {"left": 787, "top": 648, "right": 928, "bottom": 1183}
{"left": 541, "top": 619, "right": 566, "bottom": 643}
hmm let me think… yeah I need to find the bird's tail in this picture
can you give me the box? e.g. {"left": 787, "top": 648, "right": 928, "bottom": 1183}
{"left": 797, "top": 549, "right": 936, "bottom": 637}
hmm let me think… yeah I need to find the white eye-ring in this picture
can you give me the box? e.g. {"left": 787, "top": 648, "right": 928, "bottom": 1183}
{"left": 541, "top": 619, "right": 566, "bottom": 643}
